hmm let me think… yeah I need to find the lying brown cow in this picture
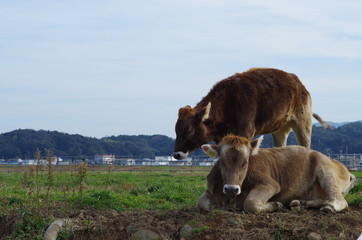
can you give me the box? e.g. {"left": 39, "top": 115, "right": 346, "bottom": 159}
{"left": 173, "top": 68, "right": 327, "bottom": 159}
{"left": 198, "top": 134, "right": 356, "bottom": 213}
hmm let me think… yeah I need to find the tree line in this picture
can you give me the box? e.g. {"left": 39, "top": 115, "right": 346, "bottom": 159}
{"left": 0, "top": 121, "right": 361, "bottom": 159}
{"left": 0, "top": 130, "right": 174, "bottom": 159}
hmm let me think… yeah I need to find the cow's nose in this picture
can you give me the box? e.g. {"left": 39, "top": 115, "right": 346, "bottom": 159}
{"left": 173, "top": 152, "right": 181, "bottom": 159}
{"left": 173, "top": 151, "right": 188, "bottom": 160}
{"left": 223, "top": 185, "right": 241, "bottom": 195}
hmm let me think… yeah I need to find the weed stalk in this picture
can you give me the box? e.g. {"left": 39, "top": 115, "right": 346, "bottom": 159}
{"left": 77, "top": 159, "right": 88, "bottom": 204}
{"left": 45, "top": 149, "right": 53, "bottom": 199}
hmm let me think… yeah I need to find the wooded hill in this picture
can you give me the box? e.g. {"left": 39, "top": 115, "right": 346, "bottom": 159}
{"left": 0, "top": 130, "right": 174, "bottom": 159}
{"left": 1, "top": 121, "right": 362, "bottom": 159}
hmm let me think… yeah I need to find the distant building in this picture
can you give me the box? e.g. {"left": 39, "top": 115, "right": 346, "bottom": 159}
{"left": 3, "top": 158, "right": 22, "bottom": 165}
{"left": 94, "top": 154, "right": 115, "bottom": 164}
{"left": 57, "top": 160, "right": 70, "bottom": 166}
{"left": 20, "top": 157, "right": 60, "bottom": 165}
{"left": 155, "top": 156, "right": 177, "bottom": 162}
{"left": 154, "top": 156, "right": 177, "bottom": 165}
{"left": 21, "top": 159, "right": 36, "bottom": 165}
{"left": 141, "top": 158, "right": 155, "bottom": 166}
{"left": 113, "top": 158, "right": 135, "bottom": 166}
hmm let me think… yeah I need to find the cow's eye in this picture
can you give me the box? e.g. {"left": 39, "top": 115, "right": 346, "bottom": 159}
{"left": 220, "top": 160, "right": 226, "bottom": 167}
{"left": 240, "top": 161, "right": 247, "bottom": 168}
{"left": 186, "top": 129, "right": 193, "bottom": 136}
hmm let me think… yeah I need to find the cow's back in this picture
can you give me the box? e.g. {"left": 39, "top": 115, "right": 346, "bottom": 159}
{"left": 245, "top": 147, "right": 352, "bottom": 203}
{"left": 197, "top": 68, "right": 311, "bottom": 137}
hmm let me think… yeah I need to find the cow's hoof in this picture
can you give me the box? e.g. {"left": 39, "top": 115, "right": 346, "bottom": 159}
{"left": 290, "top": 200, "right": 301, "bottom": 211}
{"left": 197, "top": 203, "right": 211, "bottom": 213}
{"left": 291, "top": 206, "right": 301, "bottom": 212}
{"left": 290, "top": 200, "right": 301, "bottom": 207}
{"left": 272, "top": 202, "right": 283, "bottom": 210}
{"left": 320, "top": 205, "right": 335, "bottom": 213}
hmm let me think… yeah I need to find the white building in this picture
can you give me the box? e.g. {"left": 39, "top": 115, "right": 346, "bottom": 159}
{"left": 20, "top": 157, "right": 61, "bottom": 165}
{"left": 114, "top": 158, "right": 136, "bottom": 166}
{"left": 94, "top": 155, "right": 115, "bottom": 164}
{"left": 154, "top": 156, "right": 177, "bottom": 165}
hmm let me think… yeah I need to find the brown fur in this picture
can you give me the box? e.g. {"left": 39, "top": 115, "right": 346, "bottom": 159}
{"left": 173, "top": 68, "right": 326, "bottom": 159}
{"left": 178, "top": 106, "right": 195, "bottom": 119}
{"left": 221, "top": 134, "right": 250, "bottom": 149}
{"left": 198, "top": 134, "right": 355, "bottom": 213}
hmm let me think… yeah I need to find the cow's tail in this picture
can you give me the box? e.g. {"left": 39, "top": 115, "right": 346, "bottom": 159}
{"left": 313, "top": 113, "right": 332, "bottom": 129}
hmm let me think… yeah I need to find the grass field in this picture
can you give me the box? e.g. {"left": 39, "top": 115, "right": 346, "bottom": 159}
{"left": 0, "top": 166, "right": 209, "bottom": 210}
{"left": 0, "top": 165, "right": 361, "bottom": 239}
{"left": 353, "top": 171, "right": 362, "bottom": 177}
{"left": 0, "top": 165, "right": 211, "bottom": 239}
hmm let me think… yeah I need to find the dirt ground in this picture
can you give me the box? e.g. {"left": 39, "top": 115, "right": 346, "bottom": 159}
{"left": 65, "top": 206, "right": 362, "bottom": 240}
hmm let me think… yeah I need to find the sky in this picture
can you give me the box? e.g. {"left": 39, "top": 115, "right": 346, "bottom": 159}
{"left": 1, "top": 0, "right": 362, "bottom": 139}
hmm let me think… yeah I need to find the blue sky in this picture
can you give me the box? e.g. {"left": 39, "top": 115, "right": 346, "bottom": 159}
{"left": 1, "top": 0, "right": 362, "bottom": 138}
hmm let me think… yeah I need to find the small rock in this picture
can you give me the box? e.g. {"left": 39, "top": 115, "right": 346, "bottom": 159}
{"left": 180, "top": 224, "right": 194, "bottom": 239}
{"left": 78, "top": 210, "right": 86, "bottom": 218}
{"left": 44, "top": 220, "right": 64, "bottom": 240}
{"left": 227, "top": 218, "right": 241, "bottom": 226}
{"left": 130, "top": 229, "right": 161, "bottom": 240}
{"left": 307, "top": 232, "right": 321, "bottom": 240}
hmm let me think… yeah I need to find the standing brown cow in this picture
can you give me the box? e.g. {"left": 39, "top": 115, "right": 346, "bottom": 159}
{"left": 173, "top": 68, "right": 327, "bottom": 159}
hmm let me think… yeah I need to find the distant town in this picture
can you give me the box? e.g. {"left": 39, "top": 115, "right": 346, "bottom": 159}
{"left": 1, "top": 153, "right": 361, "bottom": 170}
{"left": 0, "top": 154, "right": 216, "bottom": 167}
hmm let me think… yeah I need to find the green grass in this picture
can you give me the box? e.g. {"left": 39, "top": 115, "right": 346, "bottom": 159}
{"left": 0, "top": 170, "right": 207, "bottom": 211}
{"left": 0, "top": 170, "right": 361, "bottom": 211}
{"left": 346, "top": 174, "right": 362, "bottom": 207}
{"left": 352, "top": 171, "right": 362, "bottom": 178}
{"left": 0, "top": 168, "right": 208, "bottom": 239}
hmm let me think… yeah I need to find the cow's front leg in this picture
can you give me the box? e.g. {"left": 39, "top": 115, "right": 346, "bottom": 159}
{"left": 243, "top": 183, "right": 282, "bottom": 213}
{"left": 197, "top": 190, "right": 215, "bottom": 212}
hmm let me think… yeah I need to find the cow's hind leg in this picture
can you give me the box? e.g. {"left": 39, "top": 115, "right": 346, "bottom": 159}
{"left": 319, "top": 188, "right": 348, "bottom": 212}
{"left": 292, "top": 115, "right": 312, "bottom": 148}
{"left": 243, "top": 183, "right": 282, "bottom": 213}
{"left": 317, "top": 171, "right": 349, "bottom": 212}
{"left": 292, "top": 199, "right": 326, "bottom": 209}
{"left": 301, "top": 199, "right": 346, "bottom": 213}
{"left": 272, "top": 125, "right": 292, "bottom": 147}
{"left": 290, "top": 199, "right": 338, "bottom": 213}
{"left": 294, "top": 189, "right": 348, "bottom": 212}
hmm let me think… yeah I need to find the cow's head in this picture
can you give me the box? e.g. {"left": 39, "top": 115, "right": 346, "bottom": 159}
{"left": 202, "top": 134, "right": 263, "bottom": 195}
{"left": 173, "top": 102, "right": 212, "bottom": 160}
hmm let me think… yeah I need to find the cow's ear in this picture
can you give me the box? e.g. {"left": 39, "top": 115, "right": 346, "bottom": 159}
{"left": 250, "top": 136, "right": 263, "bottom": 155}
{"left": 195, "top": 102, "right": 211, "bottom": 122}
{"left": 201, "top": 144, "right": 219, "bottom": 158}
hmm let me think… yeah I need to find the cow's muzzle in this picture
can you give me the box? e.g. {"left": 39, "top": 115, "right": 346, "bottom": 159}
{"left": 172, "top": 151, "right": 189, "bottom": 160}
{"left": 223, "top": 184, "right": 241, "bottom": 195}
